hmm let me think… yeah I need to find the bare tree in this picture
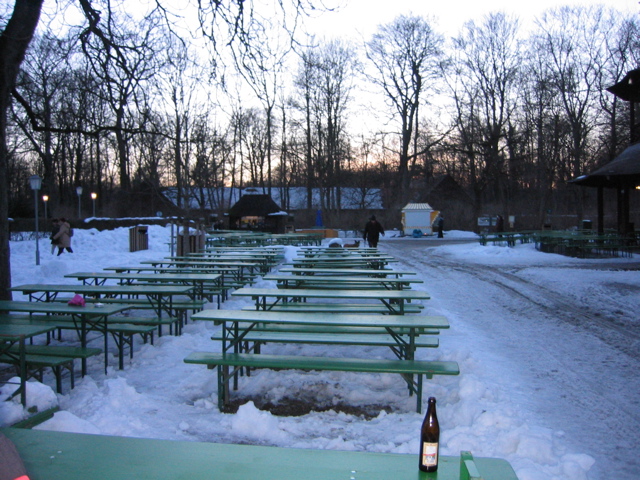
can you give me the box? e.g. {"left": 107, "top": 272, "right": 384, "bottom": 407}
{"left": 534, "top": 6, "right": 609, "bottom": 221}
{"left": 0, "top": 0, "right": 326, "bottom": 299}
{"left": 366, "top": 14, "right": 444, "bottom": 208}
{"left": 450, "top": 13, "right": 522, "bottom": 215}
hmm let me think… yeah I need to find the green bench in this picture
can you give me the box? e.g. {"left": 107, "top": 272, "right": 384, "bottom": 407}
{"left": 2, "top": 313, "right": 174, "bottom": 339}
{"left": 211, "top": 331, "right": 438, "bottom": 359}
{"left": 235, "top": 324, "right": 440, "bottom": 335}
{"left": 108, "top": 315, "right": 178, "bottom": 336}
{"left": 107, "top": 323, "right": 156, "bottom": 369}
{"left": 240, "top": 303, "right": 423, "bottom": 314}
{"left": 81, "top": 297, "right": 207, "bottom": 335}
{"left": 0, "top": 353, "right": 74, "bottom": 394}
{"left": 184, "top": 352, "right": 460, "bottom": 413}
{"left": 9, "top": 345, "right": 102, "bottom": 362}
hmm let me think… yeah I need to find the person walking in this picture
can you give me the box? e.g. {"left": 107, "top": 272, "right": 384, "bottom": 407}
{"left": 433, "top": 213, "right": 444, "bottom": 238}
{"left": 363, "top": 215, "right": 385, "bottom": 248}
{"left": 50, "top": 218, "right": 60, "bottom": 254}
{"left": 53, "top": 217, "right": 73, "bottom": 255}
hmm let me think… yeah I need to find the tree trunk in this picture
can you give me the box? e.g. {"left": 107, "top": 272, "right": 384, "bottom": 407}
{"left": 0, "top": 0, "right": 44, "bottom": 300}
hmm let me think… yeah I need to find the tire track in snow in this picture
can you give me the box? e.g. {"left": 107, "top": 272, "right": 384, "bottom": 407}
{"left": 381, "top": 241, "right": 640, "bottom": 480}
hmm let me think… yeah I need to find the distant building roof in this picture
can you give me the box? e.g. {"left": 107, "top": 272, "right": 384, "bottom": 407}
{"left": 571, "top": 142, "right": 640, "bottom": 188}
{"left": 228, "top": 194, "right": 282, "bottom": 217}
{"left": 402, "top": 203, "right": 433, "bottom": 211}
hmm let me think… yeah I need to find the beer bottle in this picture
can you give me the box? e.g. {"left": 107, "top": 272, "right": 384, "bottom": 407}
{"left": 419, "top": 397, "right": 440, "bottom": 472}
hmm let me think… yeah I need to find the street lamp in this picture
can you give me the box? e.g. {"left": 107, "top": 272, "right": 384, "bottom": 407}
{"left": 76, "top": 186, "right": 83, "bottom": 218}
{"left": 91, "top": 192, "right": 97, "bottom": 218}
{"left": 42, "top": 195, "right": 49, "bottom": 220}
{"left": 29, "top": 175, "right": 42, "bottom": 266}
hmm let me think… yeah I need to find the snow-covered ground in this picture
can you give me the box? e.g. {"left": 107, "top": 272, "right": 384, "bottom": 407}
{"left": 2, "top": 226, "right": 639, "bottom": 480}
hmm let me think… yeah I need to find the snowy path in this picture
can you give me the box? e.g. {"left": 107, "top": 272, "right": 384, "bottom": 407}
{"left": 381, "top": 239, "right": 640, "bottom": 480}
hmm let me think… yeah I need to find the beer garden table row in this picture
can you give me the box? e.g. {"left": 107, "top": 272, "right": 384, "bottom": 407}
{"left": 206, "top": 231, "right": 324, "bottom": 247}
{"left": 185, "top": 245, "right": 454, "bottom": 413}
{"left": 1, "top": 233, "right": 519, "bottom": 479}
{"left": 1, "top": 234, "right": 307, "bottom": 402}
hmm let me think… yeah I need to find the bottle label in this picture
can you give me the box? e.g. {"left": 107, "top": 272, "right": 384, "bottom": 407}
{"left": 421, "top": 442, "right": 438, "bottom": 467}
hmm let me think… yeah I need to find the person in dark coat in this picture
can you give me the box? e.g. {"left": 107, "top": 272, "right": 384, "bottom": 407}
{"left": 496, "top": 215, "right": 504, "bottom": 233}
{"left": 50, "top": 218, "right": 60, "bottom": 254}
{"left": 363, "top": 215, "right": 385, "bottom": 248}
{"left": 433, "top": 213, "right": 444, "bottom": 238}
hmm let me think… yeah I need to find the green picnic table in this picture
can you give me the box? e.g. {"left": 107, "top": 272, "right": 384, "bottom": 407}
{"left": 2, "top": 428, "right": 519, "bottom": 480}
{"left": 191, "top": 309, "right": 448, "bottom": 359}
{"left": 286, "top": 257, "right": 396, "bottom": 269}
{"left": 141, "top": 259, "right": 262, "bottom": 277}
{"left": 11, "top": 283, "right": 194, "bottom": 313}
{"left": 9, "top": 284, "right": 198, "bottom": 337}
{"left": 0, "top": 300, "right": 132, "bottom": 374}
{"left": 264, "top": 274, "right": 423, "bottom": 290}
{"left": 105, "top": 264, "right": 248, "bottom": 287}
{"left": 189, "top": 310, "right": 452, "bottom": 412}
{"left": 0, "top": 428, "right": 518, "bottom": 480}
{"left": 232, "top": 287, "right": 430, "bottom": 315}
{"left": 65, "top": 271, "right": 223, "bottom": 306}
{"left": 0, "top": 323, "right": 56, "bottom": 405}
{"left": 279, "top": 267, "right": 417, "bottom": 277}
{"left": 298, "top": 247, "right": 389, "bottom": 258}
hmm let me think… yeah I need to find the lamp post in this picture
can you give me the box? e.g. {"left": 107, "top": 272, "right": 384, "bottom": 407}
{"left": 42, "top": 195, "right": 49, "bottom": 221}
{"left": 29, "top": 175, "right": 42, "bottom": 266}
{"left": 76, "top": 186, "right": 83, "bottom": 218}
{"left": 91, "top": 192, "right": 97, "bottom": 218}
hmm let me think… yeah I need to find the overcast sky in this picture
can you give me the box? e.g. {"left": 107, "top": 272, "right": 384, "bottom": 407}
{"left": 304, "top": 0, "right": 639, "bottom": 40}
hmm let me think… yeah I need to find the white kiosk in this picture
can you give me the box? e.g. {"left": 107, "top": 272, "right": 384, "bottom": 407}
{"left": 401, "top": 203, "right": 438, "bottom": 236}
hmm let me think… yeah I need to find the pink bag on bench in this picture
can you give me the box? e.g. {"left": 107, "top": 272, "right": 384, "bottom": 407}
{"left": 68, "top": 294, "right": 86, "bottom": 307}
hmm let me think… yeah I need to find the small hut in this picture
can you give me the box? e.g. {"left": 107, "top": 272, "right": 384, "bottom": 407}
{"left": 571, "top": 142, "right": 640, "bottom": 234}
{"left": 401, "top": 203, "right": 437, "bottom": 235}
{"left": 228, "top": 190, "right": 287, "bottom": 233}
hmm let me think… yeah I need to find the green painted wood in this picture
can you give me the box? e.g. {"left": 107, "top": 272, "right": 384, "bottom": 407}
{"left": 244, "top": 324, "right": 440, "bottom": 335}
{"left": 0, "top": 323, "right": 56, "bottom": 338}
{"left": 0, "top": 301, "right": 132, "bottom": 317}
{"left": 211, "top": 332, "right": 439, "bottom": 348}
{"left": 107, "top": 324, "right": 156, "bottom": 335}
{"left": 240, "top": 304, "right": 424, "bottom": 313}
{"left": 232, "top": 287, "right": 430, "bottom": 301}
{"left": 1, "top": 428, "right": 519, "bottom": 480}
{"left": 0, "top": 353, "right": 74, "bottom": 368}
{"left": 9, "top": 407, "right": 59, "bottom": 429}
{"left": 192, "top": 310, "right": 448, "bottom": 329}
{"left": 0, "top": 300, "right": 135, "bottom": 375}
{"left": 10, "top": 345, "right": 102, "bottom": 359}
{"left": 279, "top": 267, "right": 417, "bottom": 276}
{"left": 264, "top": 274, "right": 423, "bottom": 289}
{"left": 460, "top": 451, "right": 485, "bottom": 480}
{"left": 65, "top": 272, "right": 222, "bottom": 282}
{"left": 9, "top": 284, "right": 194, "bottom": 297}
{"left": 184, "top": 352, "right": 459, "bottom": 377}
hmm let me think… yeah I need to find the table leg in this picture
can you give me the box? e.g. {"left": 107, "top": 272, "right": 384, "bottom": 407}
{"left": 18, "top": 335, "right": 27, "bottom": 406}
